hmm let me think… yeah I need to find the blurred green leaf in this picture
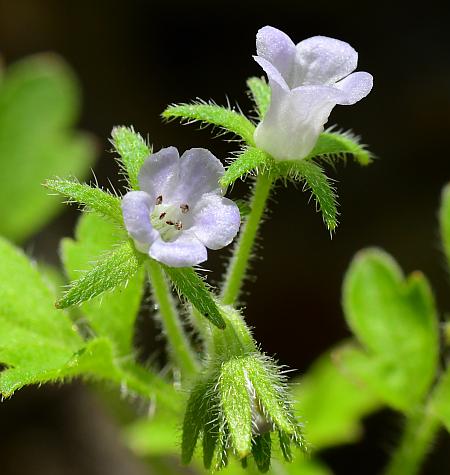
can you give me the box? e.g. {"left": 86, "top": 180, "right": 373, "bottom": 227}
{"left": 294, "top": 347, "right": 379, "bottom": 449}
{"left": 45, "top": 178, "right": 123, "bottom": 225}
{"left": 163, "top": 101, "right": 256, "bottom": 145}
{"left": 61, "top": 213, "right": 144, "bottom": 356}
{"left": 247, "top": 77, "right": 271, "bottom": 119}
{"left": 57, "top": 239, "right": 143, "bottom": 309}
{"left": 341, "top": 248, "right": 439, "bottom": 411}
{"left": 440, "top": 184, "right": 450, "bottom": 268}
{"left": 0, "top": 236, "right": 179, "bottom": 406}
{"left": 430, "top": 367, "right": 450, "bottom": 432}
{"left": 276, "top": 159, "right": 339, "bottom": 231}
{"left": 111, "top": 126, "right": 150, "bottom": 190}
{"left": 0, "top": 54, "right": 95, "bottom": 242}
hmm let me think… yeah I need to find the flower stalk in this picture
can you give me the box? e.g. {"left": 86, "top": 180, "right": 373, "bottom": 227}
{"left": 221, "top": 172, "right": 273, "bottom": 306}
{"left": 146, "top": 259, "right": 199, "bottom": 378}
{"left": 384, "top": 405, "right": 440, "bottom": 475}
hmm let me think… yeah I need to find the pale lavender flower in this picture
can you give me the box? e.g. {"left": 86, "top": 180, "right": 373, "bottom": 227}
{"left": 254, "top": 26, "right": 373, "bottom": 160}
{"left": 122, "top": 147, "right": 241, "bottom": 267}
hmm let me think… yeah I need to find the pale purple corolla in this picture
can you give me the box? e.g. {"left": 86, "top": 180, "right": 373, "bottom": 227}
{"left": 122, "top": 147, "right": 241, "bottom": 267}
{"left": 254, "top": 26, "right": 373, "bottom": 160}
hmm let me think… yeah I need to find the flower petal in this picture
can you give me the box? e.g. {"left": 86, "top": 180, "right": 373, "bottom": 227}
{"left": 138, "top": 146, "right": 180, "bottom": 202}
{"left": 122, "top": 191, "right": 158, "bottom": 252}
{"left": 256, "top": 26, "right": 296, "bottom": 81}
{"left": 334, "top": 71, "right": 373, "bottom": 105}
{"left": 293, "top": 36, "right": 358, "bottom": 87}
{"left": 149, "top": 233, "right": 207, "bottom": 267}
{"left": 253, "top": 56, "right": 289, "bottom": 92}
{"left": 174, "top": 148, "right": 225, "bottom": 203}
{"left": 190, "top": 193, "right": 241, "bottom": 250}
{"left": 254, "top": 85, "right": 341, "bottom": 160}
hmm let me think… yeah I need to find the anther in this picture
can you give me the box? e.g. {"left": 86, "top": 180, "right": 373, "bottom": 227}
{"left": 156, "top": 195, "right": 163, "bottom": 205}
{"left": 175, "top": 221, "right": 183, "bottom": 230}
{"left": 159, "top": 212, "right": 166, "bottom": 220}
{"left": 180, "top": 204, "right": 189, "bottom": 213}
{"left": 166, "top": 220, "right": 175, "bottom": 226}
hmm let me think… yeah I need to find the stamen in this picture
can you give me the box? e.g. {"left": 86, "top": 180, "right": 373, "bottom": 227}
{"left": 166, "top": 220, "right": 175, "bottom": 226}
{"left": 180, "top": 204, "right": 189, "bottom": 213}
{"left": 159, "top": 212, "right": 166, "bottom": 220}
{"left": 156, "top": 195, "right": 163, "bottom": 205}
{"left": 175, "top": 221, "right": 183, "bottom": 230}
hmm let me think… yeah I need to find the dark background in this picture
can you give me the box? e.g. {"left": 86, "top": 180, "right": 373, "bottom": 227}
{"left": 1, "top": 0, "right": 450, "bottom": 473}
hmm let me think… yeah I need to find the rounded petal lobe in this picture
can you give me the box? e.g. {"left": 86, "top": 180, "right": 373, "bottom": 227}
{"left": 149, "top": 233, "right": 207, "bottom": 267}
{"left": 122, "top": 191, "right": 158, "bottom": 252}
{"left": 256, "top": 26, "right": 296, "bottom": 80}
{"left": 294, "top": 36, "right": 358, "bottom": 86}
{"left": 190, "top": 194, "right": 241, "bottom": 250}
{"left": 175, "top": 148, "right": 225, "bottom": 202}
{"left": 138, "top": 146, "right": 180, "bottom": 201}
{"left": 335, "top": 71, "right": 373, "bottom": 105}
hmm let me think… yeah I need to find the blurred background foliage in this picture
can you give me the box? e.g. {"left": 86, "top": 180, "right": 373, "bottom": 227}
{"left": 0, "top": 0, "right": 450, "bottom": 474}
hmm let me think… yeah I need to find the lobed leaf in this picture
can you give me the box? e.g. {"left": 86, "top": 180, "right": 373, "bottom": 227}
{"left": 0, "top": 54, "right": 95, "bottom": 242}
{"left": 247, "top": 77, "right": 271, "bottom": 119}
{"left": 307, "top": 129, "right": 373, "bottom": 166}
{"left": 341, "top": 248, "right": 439, "bottom": 411}
{"left": 56, "top": 239, "right": 143, "bottom": 308}
{"left": 276, "top": 159, "right": 339, "bottom": 231}
{"left": 111, "top": 126, "right": 150, "bottom": 190}
{"left": 162, "top": 265, "right": 225, "bottom": 329}
{"left": 61, "top": 213, "right": 144, "bottom": 356}
{"left": 45, "top": 178, "right": 123, "bottom": 225}
{"left": 293, "top": 346, "right": 379, "bottom": 449}
{"left": 220, "top": 147, "right": 273, "bottom": 188}
{"left": 163, "top": 101, "right": 256, "bottom": 145}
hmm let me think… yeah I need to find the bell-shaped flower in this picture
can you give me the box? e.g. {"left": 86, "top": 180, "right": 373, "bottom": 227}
{"left": 254, "top": 26, "right": 373, "bottom": 160}
{"left": 122, "top": 147, "right": 240, "bottom": 267}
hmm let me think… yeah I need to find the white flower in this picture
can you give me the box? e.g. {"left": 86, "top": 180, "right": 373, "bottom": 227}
{"left": 254, "top": 26, "right": 373, "bottom": 160}
{"left": 122, "top": 147, "right": 241, "bottom": 267}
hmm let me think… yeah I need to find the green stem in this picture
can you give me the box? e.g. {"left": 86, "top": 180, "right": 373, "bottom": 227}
{"left": 384, "top": 405, "right": 440, "bottom": 475}
{"left": 146, "top": 259, "right": 199, "bottom": 378}
{"left": 221, "top": 172, "right": 273, "bottom": 306}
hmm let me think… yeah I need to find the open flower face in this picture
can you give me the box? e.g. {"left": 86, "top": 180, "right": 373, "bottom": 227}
{"left": 254, "top": 26, "right": 373, "bottom": 160}
{"left": 122, "top": 147, "right": 241, "bottom": 267}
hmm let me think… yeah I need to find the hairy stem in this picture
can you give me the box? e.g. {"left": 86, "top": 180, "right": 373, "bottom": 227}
{"left": 146, "top": 259, "right": 199, "bottom": 378}
{"left": 221, "top": 172, "right": 273, "bottom": 306}
{"left": 384, "top": 405, "right": 440, "bottom": 475}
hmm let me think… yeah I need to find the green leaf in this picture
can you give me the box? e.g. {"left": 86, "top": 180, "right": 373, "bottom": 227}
{"left": 341, "top": 248, "right": 439, "bottom": 411}
{"left": 181, "top": 378, "right": 210, "bottom": 464}
{"left": 439, "top": 184, "right": 450, "bottom": 268}
{"left": 247, "top": 77, "right": 271, "bottom": 119}
{"left": 252, "top": 433, "right": 272, "bottom": 473}
{"left": 276, "top": 159, "right": 339, "bottom": 231}
{"left": 220, "top": 357, "right": 253, "bottom": 458}
{"left": 162, "top": 265, "right": 226, "bottom": 329}
{"left": 61, "top": 213, "right": 144, "bottom": 356}
{"left": 431, "top": 367, "right": 450, "bottom": 433}
{"left": 220, "top": 147, "right": 274, "bottom": 188}
{"left": 307, "top": 129, "right": 373, "bottom": 166}
{"left": 111, "top": 126, "right": 150, "bottom": 190}
{"left": 0, "top": 236, "right": 82, "bottom": 395}
{"left": 44, "top": 178, "right": 123, "bottom": 225}
{"left": 293, "top": 346, "right": 379, "bottom": 449}
{"left": 56, "top": 239, "right": 143, "bottom": 309}
{"left": 0, "top": 54, "right": 95, "bottom": 242}
{"left": 163, "top": 101, "right": 256, "bottom": 145}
